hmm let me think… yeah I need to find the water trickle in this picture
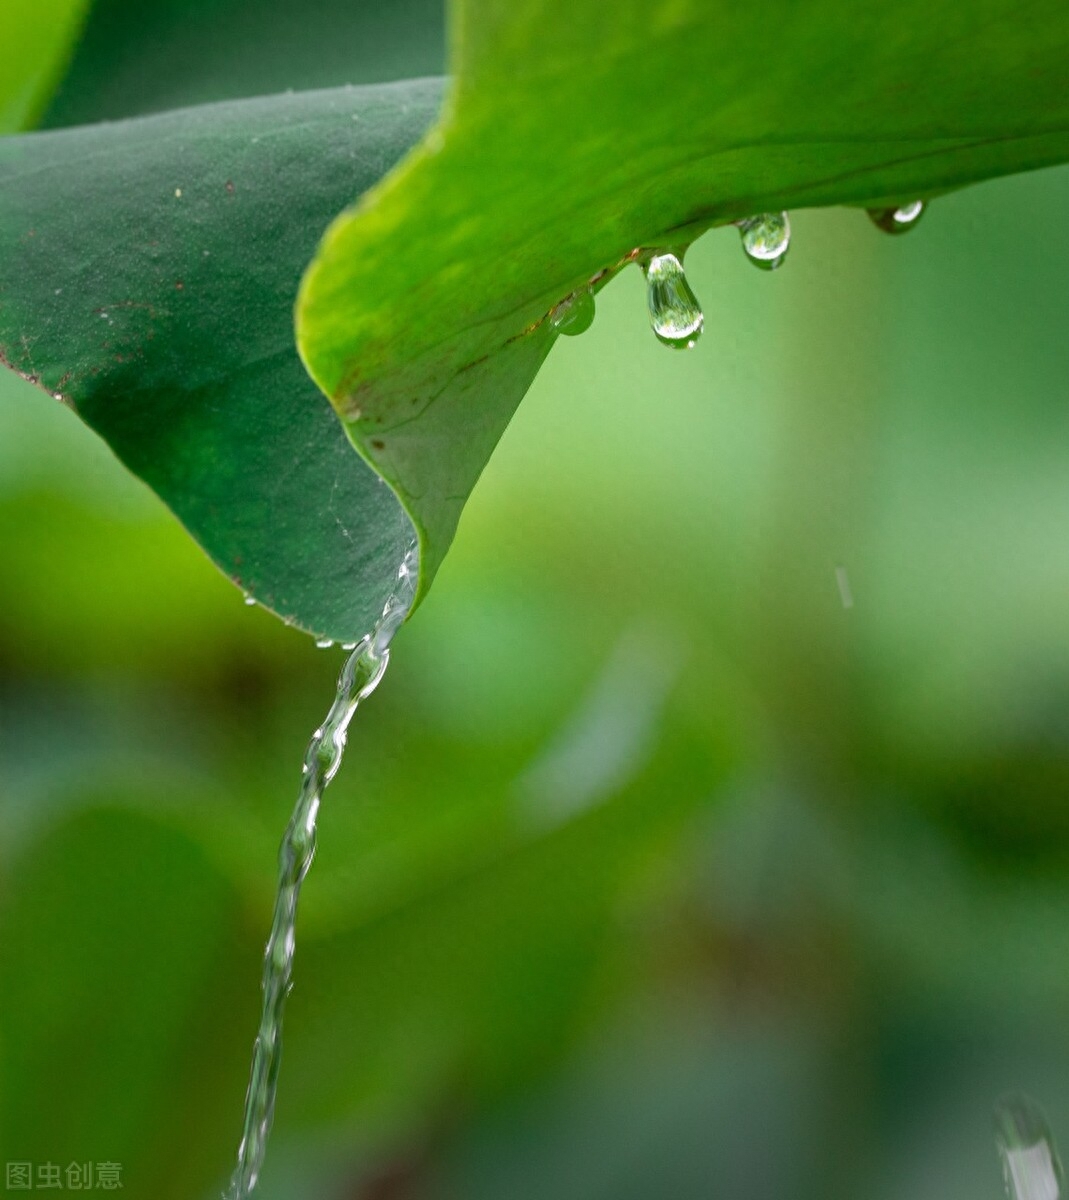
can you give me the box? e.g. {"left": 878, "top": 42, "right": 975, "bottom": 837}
{"left": 549, "top": 287, "right": 595, "bottom": 337}
{"left": 642, "top": 252, "right": 703, "bottom": 349}
{"left": 224, "top": 544, "right": 418, "bottom": 1200}
{"left": 995, "top": 1094, "right": 1064, "bottom": 1200}
{"left": 736, "top": 212, "right": 790, "bottom": 270}
{"left": 868, "top": 200, "right": 925, "bottom": 234}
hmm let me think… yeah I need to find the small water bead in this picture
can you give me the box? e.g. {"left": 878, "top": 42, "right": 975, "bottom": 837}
{"left": 995, "top": 1094, "right": 1063, "bottom": 1200}
{"left": 736, "top": 212, "right": 790, "bottom": 270}
{"left": 314, "top": 637, "right": 335, "bottom": 650}
{"left": 643, "top": 252, "right": 703, "bottom": 350}
{"left": 868, "top": 200, "right": 925, "bottom": 234}
{"left": 243, "top": 595, "right": 257, "bottom": 607}
{"left": 549, "top": 287, "right": 595, "bottom": 336}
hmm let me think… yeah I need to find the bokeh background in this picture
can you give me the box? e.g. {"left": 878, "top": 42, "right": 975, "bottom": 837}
{"left": 3, "top": 3, "right": 1069, "bottom": 1198}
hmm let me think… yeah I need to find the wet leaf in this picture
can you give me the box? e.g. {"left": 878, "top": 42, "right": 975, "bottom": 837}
{"left": 298, "top": 0, "right": 1069, "bottom": 603}
{"left": 0, "top": 82, "right": 442, "bottom": 641}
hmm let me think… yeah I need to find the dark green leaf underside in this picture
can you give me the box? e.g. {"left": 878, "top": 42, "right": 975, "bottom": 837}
{"left": 41, "top": 0, "right": 444, "bottom": 128}
{"left": 0, "top": 80, "right": 444, "bottom": 641}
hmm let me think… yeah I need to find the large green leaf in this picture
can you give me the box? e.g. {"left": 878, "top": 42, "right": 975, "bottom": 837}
{"left": 0, "top": 0, "right": 90, "bottom": 132}
{"left": 297, "top": 0, "right": 1069, "bottom": 605}
{"left": 0, "top": 82, "right": 442, "bottom": 641}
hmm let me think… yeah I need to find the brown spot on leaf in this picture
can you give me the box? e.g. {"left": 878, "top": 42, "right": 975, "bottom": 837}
{"left": 371, "top": 439, "right": 385, "bottom": 450}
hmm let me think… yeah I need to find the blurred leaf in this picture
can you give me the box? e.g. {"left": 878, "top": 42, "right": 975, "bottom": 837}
{"left": 0, "top": 808, "right": 257, "bottom": 1200}
{"left": 0, "top": 0, "right": 89, "bottom": 132}
{"left": 0, "top": 81, "right": 443, "bottom": 641}
{"left": 298, "top": 0, "right": 1069, "bottom": 602}
{"left": 284, "top": 725, "right": 720, "bottom": 1131}
{"left": 414, "top": 1004, "right": 824, "bottom": 1200}
{"left": 42, "top": 0, "right": 444, "bottom": 127}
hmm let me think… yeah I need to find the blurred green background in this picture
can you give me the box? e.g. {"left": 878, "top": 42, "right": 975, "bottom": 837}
{"left": 4, "top": 4, "right": 1069, "bottom": 1195}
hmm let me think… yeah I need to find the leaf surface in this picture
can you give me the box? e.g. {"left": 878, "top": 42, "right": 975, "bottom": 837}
{"left": 42, "top": 0, "right": 444, "bottom": 127}
{"left": 298, "top": 0, "right": 1069, "bottom": 603}
{"left": 0, "top": 81, "right": 443, "bottom": 640}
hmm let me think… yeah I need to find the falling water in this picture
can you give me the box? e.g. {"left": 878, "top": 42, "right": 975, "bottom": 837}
{"left": 224, "top": 543, "right": 419, "bottom": 1200}
{"left": 995, "top": 1094, "right": 1064, "bottom": 1200}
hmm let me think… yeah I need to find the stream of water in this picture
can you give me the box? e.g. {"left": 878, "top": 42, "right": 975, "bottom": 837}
{"left": 996, "top": 1094, "right": 1063, "bottom": 1200}
{"left": 224, "top": 544, "right": 418, "bottom": 1200}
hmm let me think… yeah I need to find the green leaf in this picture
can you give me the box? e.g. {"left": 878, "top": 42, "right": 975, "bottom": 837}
{"left": 42, "top": 0, "right": 444, "bottom": 128}
{"left": 0, "top": 81, "right": 443, "bottom": 641}
{"left": 297, "top": 0, "right": 1069, "bottom": 605}
{"left": 0, "top": 0, "right": 90, "bottom": 132}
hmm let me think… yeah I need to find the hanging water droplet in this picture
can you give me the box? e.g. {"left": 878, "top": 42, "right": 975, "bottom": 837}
{"left": 643, "top": 252, "right": 703, "bottom": 349}
{"left": 868, "top": 200, "right": 925, "bottom": 234}
{"left": 314, "top": 637, "right": 334, "bottom": 650}
{"left": 243, "top": 595, "right": 257, "bottom": 607}
{"left": 341, "top": 641, "right": 358, "bottom": 650}
{"left": 549, "top": 287, "right": 595, "bottom": 336}
{"left": 736, "top": 212, "right": 790, "bottom": 270}
{"left": 995, "top": 1094, "right": 1063, "bottom": 1200}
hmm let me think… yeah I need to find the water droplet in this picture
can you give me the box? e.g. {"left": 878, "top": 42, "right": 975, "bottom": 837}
{"left": 243, "top": 595, "right": 257, "bottom": 607}
{"left": 995, "top": 1094, "right": 1063, "bottom": 1200}
{"left": 314, "top": 637, "right": 334, "bottom": 650}
{"left": 549, "top": 287, "right": 595, "bottom": 336}
{"left": 174, "top": 187, "right": 182, "bottom": 198}
{"left": 341, "top": 641, "right": 358, "bottom": 650}
{"left": 643, "top": 252, "right": 703, "bottom": 349}
{"left": 868, "top": 200, "right": 925, "bottom": 234}
{"left": 736, "top": 212, "right": 790, "bottom": 270}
